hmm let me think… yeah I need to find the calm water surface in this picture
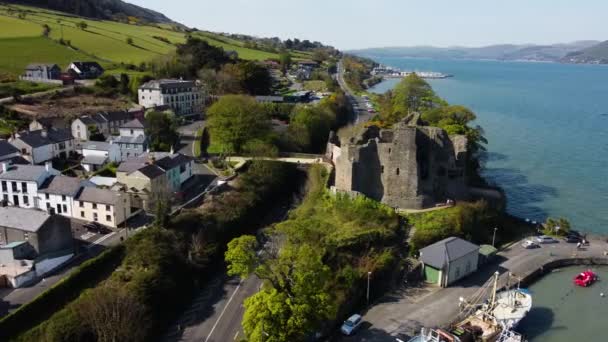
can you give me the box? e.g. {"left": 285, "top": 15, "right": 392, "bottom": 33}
{"left": 517, "top": 266, "right": 608, "bottom": 341}
{"left": 366, "top": 57, "right": 608, "bottom": 232}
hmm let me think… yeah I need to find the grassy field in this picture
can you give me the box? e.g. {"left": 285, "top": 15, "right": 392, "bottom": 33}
{"left": 0, "top": 3, "right": 316, "bottom": 77}
{"left": 0, "top": 80, "right": 59, "bottom": 98}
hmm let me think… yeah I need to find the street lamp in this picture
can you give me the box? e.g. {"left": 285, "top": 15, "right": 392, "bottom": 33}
{"left": 366, "top": 271, "right": 372, "bottom": 305}
{"left": 492, "top": 227, "right": 498, "bottom": 247}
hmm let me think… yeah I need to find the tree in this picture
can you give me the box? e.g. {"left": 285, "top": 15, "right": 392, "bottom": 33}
{"left": 279, "top": 51, "right": 292, "bottom": 75}
{"left": 388, "top": 73, "right": 442, "bottom": 122}
{"left": 96, "top": 74, "right": 119, "bottom": 89}
{"left": 76, "top": 21, "right": 88, "bottom": 30}
{"left": 119, "top": 73, "right": 130, "bottom": 94}
{"left": 126, "top": 37, "right": 134, "bottom": 45}
{"left": 42, "top": 24, "right": 51, "bottom": 37}
{"left": 145, "top": 111, "right": 179, "bottom": 151}
{"left": 237, "top": 61, "right": 272, "bottom": 95}
{"left": 74, "top": 283, "right": 149, "bottom": 342}
{"left": 207, "top": 95, "right": 271, "bottom": 154}
{"left": 239, "top": 244, "right": 336, "bottom": 342}
{"left": 225, "top": 235, "right": 258, "bottom": 279}
{"left": 88, "top": 125, "right": 105, "bottom": 141}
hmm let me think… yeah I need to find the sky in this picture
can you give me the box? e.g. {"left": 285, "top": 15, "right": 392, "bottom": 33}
{"left": 128, "top": 0, "right": 608, "bottom": 50}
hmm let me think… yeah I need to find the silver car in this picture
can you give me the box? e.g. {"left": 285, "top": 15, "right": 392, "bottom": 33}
{"left": 534, "top": 235, "right": 559, "bottom": 244}
{"left": 341, "top": 314, "right": 363, "bottom": 336}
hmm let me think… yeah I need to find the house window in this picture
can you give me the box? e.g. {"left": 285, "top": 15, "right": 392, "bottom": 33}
{"left": 81, "top": 211, "right": 85, "bottom": 218}
{"left": 106, "top": 215, "right": 112, "bottom": 222}
{"left": 23, "top": 196, "right": 29, "bottom": 205}
{"left": 12, "top": 195, "right": 18, "bottom": 206}
{"left": 56, "top": 204, "right": 62, "bottom": 214}
{"left": 79, "top": 201, "right": 84, "bottom": 207}
{"left": 21, "top": 182, "right": 27, "bottom": 192}
{"left": 106, "top": 205, "right": 111, "bottom": 211}
{"left": 93, "top": 213, "right": 98, "bottom": 221}
{"left": 12, "top": 182, "right": 17, "bottom": 192}
{"left": 92, "top": 203, "right": 97, "bottom": 209}
{"left": 1, "top": 181, "right": 6, "bottom": 191}
{"left": 62, "top": 195, "right": 66, "bottom": 201}
{"left": 46, "top": 203, "right": 50, "bottom": 209}
{"left": 45, "top": 193, "right": 50, "bottom": 200}
{"left": 63, "top": 204, "right": 67, "bottom": 213}
{"left": 130, "top": 129, "right": 134, "bottom": 135}
{"left": 3, "top": 194, "right": 8, "bottom": 202}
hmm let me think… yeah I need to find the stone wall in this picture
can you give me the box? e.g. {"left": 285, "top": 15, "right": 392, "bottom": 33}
{"left": 333, "top": 118, "right": 469, "bottom": 209}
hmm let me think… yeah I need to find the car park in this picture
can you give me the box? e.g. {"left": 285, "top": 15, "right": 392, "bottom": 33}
{"left": 340, "top": 314, "right": 363, "bottom": 336}
{"left": 534, "top": 235, "right": 559, "bottom": 244}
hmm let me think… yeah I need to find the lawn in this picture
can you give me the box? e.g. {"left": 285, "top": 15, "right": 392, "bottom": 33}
{"left": 0, "top": 36, "right": 93, "bottom": 75}
{"left": 194, "top": 32, "right": 280, "bottom": 61}
{"left": 303, "top": 80, "right": 328, "bottom": 92}
{"left": 0, "top": 14, "right": 42, "bottom": 38}
{"left": 0, "top": 80, "right": 59, "bottom": 98}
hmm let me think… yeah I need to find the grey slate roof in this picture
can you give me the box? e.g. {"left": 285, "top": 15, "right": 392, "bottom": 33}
{"left": 120, "top": 118, "right": 146, "bottom": 129}
{"left": 38, "top": 175, "right": 84, "bottom": 196}
{"left": 139, "top": 79, "right": 196, "bottom": 90}
{"left": 70, "top": 61, "right": 104, "bottom": 74}
{"left": 16, "top": 128, "right": 72, "bottom": 147}
{"left": 26, "top": 63, "right": 59, "bottom": 70}
{"left": 117, "top": 152, "right": 191, "bottom": 175}
{"left": 0, "top": 140, "right": 18, "bottom": 157}
{"left": 137, "top": 164, "right": 165, "bottom": 179}
{"left": 110, "top": 135, "right": 146, "bottom": 145}
{"left": 0, "top": 165, "right": 49, "bottom": 182}
{"left": 81, "top": 141, "right": 113, "bottom": 151}
{"left": 76, "top": 187, "right": 120, "bottom": 205}
{"left": 0, "top": 207, "right": 51, "bottom": 232}
{"left": 419, "top": 237, "right": 479, "bottom": 269}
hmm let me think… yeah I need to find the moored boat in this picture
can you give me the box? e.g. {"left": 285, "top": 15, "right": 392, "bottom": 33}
{"left": 573, "top": 270, "right": 598, "bottom": 287}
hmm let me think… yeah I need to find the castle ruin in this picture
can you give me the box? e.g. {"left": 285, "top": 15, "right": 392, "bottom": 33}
{"left": 328, "top": 117, "right": 470, "bottom": 209}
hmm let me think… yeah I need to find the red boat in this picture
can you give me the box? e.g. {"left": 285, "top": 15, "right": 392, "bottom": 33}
{"left": 574, "top": 270, "right": 598, "bottom": 287}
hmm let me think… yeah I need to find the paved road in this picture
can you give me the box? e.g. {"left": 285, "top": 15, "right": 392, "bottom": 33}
{"left": 337, "top": 59, "right": 373, "bottom": 124}
{"left": 178, "top": 120, "right": 205, "bottom": 157}
{"left": 338, "top": 236, "right": 608, "bottom": 341}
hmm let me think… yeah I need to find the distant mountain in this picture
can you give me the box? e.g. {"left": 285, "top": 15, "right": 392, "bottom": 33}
{"left": 560, "top": 41, "right": 608, "bottom": 64}
{"left": 350, "top": 41, "right": 601, "bottom": 63}
{"left": 7, "top": 0, "right": 176, "bottom": 24}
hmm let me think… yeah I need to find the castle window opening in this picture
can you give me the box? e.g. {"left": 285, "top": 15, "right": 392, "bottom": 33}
{"left": 396, "top": 168, "right": 400, "bottom": 175}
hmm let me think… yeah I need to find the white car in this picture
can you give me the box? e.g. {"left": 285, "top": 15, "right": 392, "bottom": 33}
{"left": 340, "top": 314, "right": 363, "bottom": 336}
{"left": 534, "top": 235, "right": 559, "bottom": 244}
{"left": 522, "top": 240, "right": 540, "bottom": 249}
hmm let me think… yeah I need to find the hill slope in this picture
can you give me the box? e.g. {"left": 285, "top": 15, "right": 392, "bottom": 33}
{"left": 7, "top": 0, "right": 174, "bottom": 24}
{"left": 350, "top": 41, "right": 600, "bottom": 63}
{"left": 560, "top": 40, "right": 608, "bottom": 64}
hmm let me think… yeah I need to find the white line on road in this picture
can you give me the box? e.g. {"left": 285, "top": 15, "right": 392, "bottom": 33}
{"left": 234, "top": 331, "right": 240, "bottom": 340}
{"left": 89, "top": 230, "right": 118, "bottom": 246}
{"left": 205, "top": 282, "right": 242, "bottom": 342}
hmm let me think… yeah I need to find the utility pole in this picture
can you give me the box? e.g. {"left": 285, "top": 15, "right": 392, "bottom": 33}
{"left": 492, "top": 227, "right": 498, "bottom": 247}
{"left": 366, "top": 271, "right": 371, "bottom": 305}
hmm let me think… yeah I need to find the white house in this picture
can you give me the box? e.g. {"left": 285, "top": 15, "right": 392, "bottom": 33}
{"left": 37, "top": 175, "right": 94, "bottom": 217}
{"left": 67, "top": 61, "right": 104, "bottom": 79}
{"left": 10, "top": 128, "right": 74, "bottom": 164}
{"left": 419, "top": 237, "right": 480, "bottom": 287}
{"left": 71, "top": 111, "right": 133, "bottom": 141}
{"left": 138, "top": 79, "right": 206, "bottom": 117}
{"left": 0, "top": 163, "right": 59, "bottom": 209}
{"left": 109, "top": 118, "right": 148, "bottom": 161}
{"left": 80, "top": 141, "right": 121, "bottom": 172}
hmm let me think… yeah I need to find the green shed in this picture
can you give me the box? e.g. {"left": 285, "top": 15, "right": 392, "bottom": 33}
{"left": 424, "top": 265, "right": 441, "bottom": 284}
{"left": 478, "top": 244, "right": 498, "bottom": 266}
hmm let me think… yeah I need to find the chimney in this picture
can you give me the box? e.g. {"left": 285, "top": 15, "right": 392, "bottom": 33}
{"left": 41, "top": 129, "right": 48, "bottom": 138}
{"left": 45, "top": 161, "right": 52, "bottom": 172}
{"left": 1, "top": 162, "right": 7, "bottom": 173}
{"left": 170, "top": 146, "right": 174, "bottom": 155}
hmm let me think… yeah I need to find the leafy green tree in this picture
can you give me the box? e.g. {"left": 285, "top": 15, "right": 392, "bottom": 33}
{"left": 119, "top": 73, "right": 130, "bottom": 94}
{"left": 207, "top": 95, "right": 271, "bottom": 154}
{"left": 225, "top": 235, "right": 259, "bottom": 279}
{"left": 96, "top": 74, "right": 119, "bottom": 89}
{"left": 388, "top": 73, "right": 443, "bottom": 122}
{"left": 237, "top": 61, "right": 272, "bottom": 95}
{"left": 145, "top": 111, "right": 179, "bottom": 151}
{"left": 76, "top": 21, "right": 88, "bottom": 30}
{"left": 290, "top": 106, "right": 333, "bottom": 153}
{"left": 126, "top": 37, "right": 134, "bottom": 45}
{"left": 279, "top": 51, "right": 292, "bottom": 75}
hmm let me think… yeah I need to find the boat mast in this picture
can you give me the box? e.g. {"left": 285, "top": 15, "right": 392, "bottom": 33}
{"left": 490, "top": 271, "right": 499, "bottom": 308}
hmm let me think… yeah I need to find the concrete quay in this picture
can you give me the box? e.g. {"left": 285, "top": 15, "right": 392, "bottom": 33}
{"left": 340, "top": 236, "right": 608, "bottom": 342}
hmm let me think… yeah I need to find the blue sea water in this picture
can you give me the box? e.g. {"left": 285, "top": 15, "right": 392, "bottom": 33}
{"left": 366, "top": 57, "right": 608, "bottom": 232}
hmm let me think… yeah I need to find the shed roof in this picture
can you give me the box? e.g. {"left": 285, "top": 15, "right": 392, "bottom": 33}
{"left": 0, "top": 207, "right": 51, "bottom": 232}
{"left": 419, "top": 237, "right": 479, "bottom": 269}
{"left": 76, "top": 187, "right": 120, "bottom": 205}
{"left": 38, "top": 175, "right": 84, "bottom": 196}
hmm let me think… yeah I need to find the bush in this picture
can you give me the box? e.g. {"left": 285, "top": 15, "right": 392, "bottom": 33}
{"left": 1, "top": 246, "right": 125, "bottom": 341}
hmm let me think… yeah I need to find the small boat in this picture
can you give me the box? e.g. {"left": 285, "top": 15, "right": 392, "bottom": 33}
{"left": 407, "top": 328, "right": 463, "bottom": 342}
{"left": 573, "top": 270, "right": 597, "bottom": 287}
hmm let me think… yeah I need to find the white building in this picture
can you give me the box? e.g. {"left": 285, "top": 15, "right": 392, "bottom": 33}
{"left": 0, "top": 163, "right": 59, "bottom": 209}
{"left": 71, "top": 111, "right": 133, "bottom": 141}
{"left": 38, "top": 175, "right": 94, "bottom": 217}
{"left": 138, "top": 79, "right": 205, "bottom": 117}
{"left": 108, "top": 119, "right": 148, "bottom": 161}
{"left": 80, "top": 141, "right": 121, "bottom": 172}
{"left": 10, "top": 128, "right": 74, "bottom": 164}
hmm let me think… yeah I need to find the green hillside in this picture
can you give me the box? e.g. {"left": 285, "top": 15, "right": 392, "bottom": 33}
{"left": 0, "top": 3, "right": 313, "bottom": 77}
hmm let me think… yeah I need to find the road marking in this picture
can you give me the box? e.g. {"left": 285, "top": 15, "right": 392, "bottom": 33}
{"left": 205, "top": 282, "right": 242, "bottom": 342}
{"left": 234, "top": 331, "right": 240, "bottom": 340}
{"left": 89, "top": 231, "right": 118, "bottom": 246}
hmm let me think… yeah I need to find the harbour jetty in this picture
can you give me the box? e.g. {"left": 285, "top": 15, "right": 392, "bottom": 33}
{"left": 371, "top": 65, "right": 453, "bottom": 79}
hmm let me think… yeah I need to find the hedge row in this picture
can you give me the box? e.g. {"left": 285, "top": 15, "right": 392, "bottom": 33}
{"left": 0, "top": 245, "right": 126, "bottom": 341}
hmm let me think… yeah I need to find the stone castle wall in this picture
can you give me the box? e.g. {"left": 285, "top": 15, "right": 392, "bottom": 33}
{"left": 333, "top": 120, "right": 469, "bottom": 210}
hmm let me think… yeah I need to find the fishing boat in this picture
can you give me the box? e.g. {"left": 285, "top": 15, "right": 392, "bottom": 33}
{"left": 453, "top": 272, "right": 531, "bottom": 341}
{"left": 407, "top": 328, "right": 463, "bottom": 342}
{"left": 573, "top": 270, "right": 597, "bottom": 287}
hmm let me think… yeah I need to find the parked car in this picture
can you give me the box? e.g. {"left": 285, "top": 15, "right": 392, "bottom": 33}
{"left": 522, "top": 240, "right": 540, "bottom": 249}
{"left": 535, "top": 235, "right": 559, "bottom": 244}
{"left": 84, "top": 222, "right": 111, "bottom": 235}
{"left": 564, "top": 235, "right": 582, "bottom": 243}
{"left": 340, "top": 314, "right": 363, "bottom": 336}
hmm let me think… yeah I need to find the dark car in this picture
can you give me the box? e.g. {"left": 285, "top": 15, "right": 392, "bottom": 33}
{"left": 564, "top": 235, "right": 581, "bottom": 243}
{"left": 84, "top": 222, "right": 111, "bottom": 235}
